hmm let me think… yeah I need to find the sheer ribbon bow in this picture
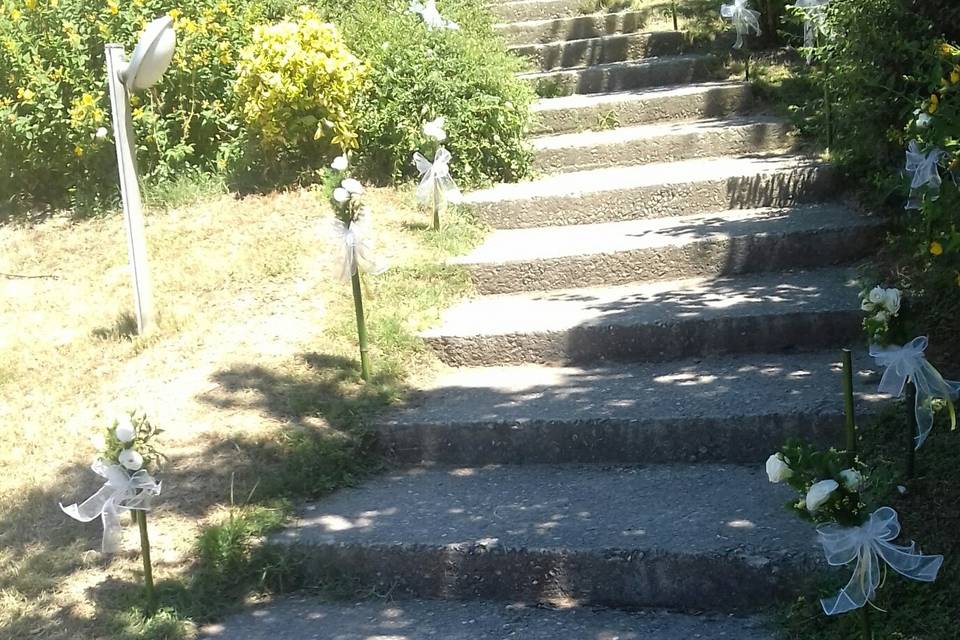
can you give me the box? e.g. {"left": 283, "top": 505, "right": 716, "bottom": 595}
{"left": 721, "top": 0, "right": 761, "bottom": 49}
{"left": 794, "top": 0, "right": 829, "bottom": 62}
{"left": 409, "top": 0, "right": 459, "bottom": 30}
{"left": 413, "top": 147, "right": 462, "bottom": 208}
{"left": 818, "top": 507, "right": 942, "bottom": 615}
{"left": 60, "top": 459, "right": 161, "bottom": 554}
{"left": 332, "top": 211, "right": 385, "bottom": 282}
{"left": 905, "top": 140, "right": 946, "bottom": 209}
{"left": 870, "top": 336, "right": 960, "bottom": 449}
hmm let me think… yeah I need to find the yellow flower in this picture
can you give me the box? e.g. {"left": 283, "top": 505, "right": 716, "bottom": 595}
{"left": 74, "top": 145, "right": 84, "bottom": 157}
{"left": 24, "top": 0, "right": 37, "bottom": 10}
{"left": 132, "top": 107, "right": 144, "bottom": 120}
{"left": 930, "top": 241, "right": 944, "bottom": 256}
{"left": 17, "top": 87, "right": 34, "bottom": 101}
{"left": 929, "top": 94, "right": 939, "bottom": 114}
{"left": 168, "top": 8, "right": 181, "bottom": 20}
{"left": 107, "top": 0, "right": 118, "bottom": 15}
{"left": 952, "top": 66, "right": 960, "bottom": 85}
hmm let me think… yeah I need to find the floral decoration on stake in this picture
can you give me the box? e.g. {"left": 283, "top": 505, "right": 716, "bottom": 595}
{"left": 61, "top": 410, "right": 164, "bottom": 615}
{"left": 328, "top": 153, "right": 385, "bottom": 382}
{"left": 408, "top": 0, "right": 459, "bottom": 31}
{"left": 720, "top": 0, "right": 761, "bottom": 79}
{"left": 904, "top": 140, "right": 947, "bottom": 210}
{"left": 413, "top": 116, "right": 461, "bottom": 231}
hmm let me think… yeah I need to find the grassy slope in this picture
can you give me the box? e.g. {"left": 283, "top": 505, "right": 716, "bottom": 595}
{"left": 0, "top": 184, "right": 485, "bottom": 639}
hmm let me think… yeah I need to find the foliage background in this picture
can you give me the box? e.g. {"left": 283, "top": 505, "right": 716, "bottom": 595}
{"left": 0, "top": 0, "right": 533, "bottom": 213}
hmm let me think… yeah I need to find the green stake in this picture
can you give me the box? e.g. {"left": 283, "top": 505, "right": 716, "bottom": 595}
{"left": 351, "top": 268, "right": 371, "bottom": 382}
{"left": 860, "top": 606, "right": 873, "bottom": 640}
{"left": 841, "top": 349, "right": 857, "bottom": 465}
{"left": 905, "top": 382, "right": 917, "bottom": 479}
{"left": 433, "top": 179, "right": 441, "bottom": 231}
{"left": 671, "top": 0, "right": 678, "bottom": 31}
{"left": 138, "top": 510, "right": 156, "bottom": 616}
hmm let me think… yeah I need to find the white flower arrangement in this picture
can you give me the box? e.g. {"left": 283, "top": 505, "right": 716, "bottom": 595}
{"left": 860, "top": 285, "right": 901, "bottom": 344}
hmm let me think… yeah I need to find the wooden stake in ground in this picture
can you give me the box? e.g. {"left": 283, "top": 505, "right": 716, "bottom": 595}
{"left": 135, "top": 510, "right": 157, "bottom": 615}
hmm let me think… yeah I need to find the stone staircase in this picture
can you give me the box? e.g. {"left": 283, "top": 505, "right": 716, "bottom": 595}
{"left": 203, "top": 2, "right": 883, "bottom": 637}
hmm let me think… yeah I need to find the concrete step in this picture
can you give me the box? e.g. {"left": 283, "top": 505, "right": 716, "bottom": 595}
{"left": 511, "top": 31, "right": 685, "bottom": 71}
{"left": 202, "top": 597, "right": 776, "bottom": 640}
{"left": 456, "top": 205, "right": 882, "bottom": 294}
{"left": 423, "top": 268, "right": 863, "bottom": 366}
{"left": 521, "top": 55, "right": 715, "bottom": 97}
{"left": 463, "top": 154, "right": 837, "bottom": 229}
{"left": 269, "top": 464, "right": 819, "bottom": 612}
{"left": 491, "top": 0, "right": 584, "bottom": 22}
{"left": 496, "top": 10, "right": 648, "bottom": 46}
{"left": 533, "top": 115, "right": 792, "bottom": 173}
{"left": 377, "top": 351, "right": 883, "bottom": 465}
{"left": 532, "top": 82, "right": 754, "bottom": 135}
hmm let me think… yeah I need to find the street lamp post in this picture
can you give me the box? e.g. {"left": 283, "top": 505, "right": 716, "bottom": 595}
{"left": 105, "top": 16, "right": 176, "bottom": 335}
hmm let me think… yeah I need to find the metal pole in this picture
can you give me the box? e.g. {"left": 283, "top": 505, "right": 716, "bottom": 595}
{"left": 137, "top": 510, "right": 157, "bottom": 615}
{"left": 905, "top": 381, "right": 917, "bottom": 479}
{"left": 106, "top": 44, "right": 156, "bottom": 335}
{"left": 350, "top": 265, "right": 371, "bottom": 382}
{"left": 432, "top": 179, "right": 441, "bottom": 231}
{"left": 671, "top": 1, "right": 678, "bottom": 31}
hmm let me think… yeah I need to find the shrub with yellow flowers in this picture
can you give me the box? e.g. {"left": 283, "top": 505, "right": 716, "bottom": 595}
{"left": 901, "top": 40, "right": 960, "bottom": 290}
{"left": 233, "top": 7, "right": 366, "bottom": 183}
{"left": 0, "top": 0, "right": 296, "bottom": 211}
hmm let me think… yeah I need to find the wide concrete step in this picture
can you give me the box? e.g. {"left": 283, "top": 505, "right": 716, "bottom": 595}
{"left": 456, "top": 205, "right": 882, "bottom": 294}
{"left": 201, "top": 597, "right": 776, "bottom": 639}
{"left": 491, "top": 0, "right": 584, "bottom": 22}
{"left": 270, "top": 464, "right": 819, "bottom": 612}
{"left": 423, "top": 268, "right": 862, "bottom": 366}
{"left": 511, "top": 31, "right": 685, "bottom": 71}
{"left": 463, "top": 154, "right": 837, "bottom": 229}
{"left": 533, "top": 115, "right": 792, "bottom": 172}
{"left": 521, "top": 55, "right": 714, "bottom": 97}
{"left": 532, "top": 81, "right": 754, "bottom": 135}
{"left": 496, "top": 9, "right": 648, "bottom": 46}
{"left": 378, "top": 351, "right": 883, "bottom": 465}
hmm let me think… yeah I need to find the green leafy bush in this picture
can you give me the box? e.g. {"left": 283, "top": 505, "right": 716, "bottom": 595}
{"left": 808, "top": 0, "right": 934, "bottom": 184}
{"left": 234, "top": 7, "right": 367, "bottom": 181}
{"left": 319, "top": 0, "right": 534, "bottom": 188}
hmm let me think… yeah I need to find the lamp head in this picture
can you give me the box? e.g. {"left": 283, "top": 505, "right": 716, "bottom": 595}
{"left": 120, "top": 16, "right": 176, "bottom": 92}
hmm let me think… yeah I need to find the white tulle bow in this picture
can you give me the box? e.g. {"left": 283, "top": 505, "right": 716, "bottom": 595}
{"left": 870, "top": 336, "right": 960, "bottom": 449}
{"left": 332, "top": 211, "right": 385, "bottom": 282}
{"left": 818, "top": 507, "right": 943, "bottom": 615}
{"left": 794, "top": 0, "right": 829, "bottom": 61}
{"left": 413, "top": 147, "right": 462, "bottom": 208}
{"left": 409, "top": 0, "right": 459, "bottom": 30}
{"left": 721, "top": 0, "right": 762, "bottom": 49}
{"left": 905, "top": 140, "right": 946, "bottom": 209}
{"left": 60, "top": 459, "right": 161, "bottom": 554}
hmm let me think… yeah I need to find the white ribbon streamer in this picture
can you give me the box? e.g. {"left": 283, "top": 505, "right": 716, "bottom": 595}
{"left": 870, "top": 336, "right": 960, "bottom": 449}
{"left": 817, "top": 507, "right": 943, "bottom": 615}
{"left": 794, "top": 0, "right": 829, "bottom": 62}
{"left": 332, "top": 211, "right": 385, "bottom": 282}
{"left": 409, "top": 0, "right": 459, "bottom": 30}
{"left": 905, "top": 140, "right": 946, "bottom": 208}
{"left": 60, "top": 459, "right": 161, "bottom": 554}
{"left": 721, "top": 0, "right": 761, "bottom": 49}
{"left": 413, "top": 147, "right": 462, "bottom": 208}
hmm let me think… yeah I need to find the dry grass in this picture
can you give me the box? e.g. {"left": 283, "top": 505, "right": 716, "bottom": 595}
{"left": 0, "top": 184, "right": 484, "bottom": 639}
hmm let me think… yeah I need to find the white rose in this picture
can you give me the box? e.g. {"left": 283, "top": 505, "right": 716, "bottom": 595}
{"left": 333, "top": 187, "right": 350, "bottom": 203}
{"left": 423, "top": 116, "right": 447, "bottom": 141}
{"left": 868, "top": 286, "right": 885, "bottom": 305}
{"left": 95, "top": 127, "right": 109, "bottom": 140}
{"left": 114, "top": 415, "right": 136, "bottom": 444}
{"left": 883, "top": 288, "right": 901, "bottom": 315}
{"left": 118, "top": 448, "right": 144, "bottom": 471}
{"left": 341, "top": 178, "right": 364, "bottom": 195}
{"left": 874, "top": 310, "right": 889, "bottom": 324}
{"left": 331, "top": 155, "right": 348, "bottom": 171}
{"left": 917, "top": 112, "right": 933, "bottom": 127}
{"left": 839, "top": 469, "right": 862, "bottom": 492}
{"left": 765, "top": 453, "right": 792, "bottom": 483}
{"left": 805, "top": 479, "right": 839, "bottom": 513}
